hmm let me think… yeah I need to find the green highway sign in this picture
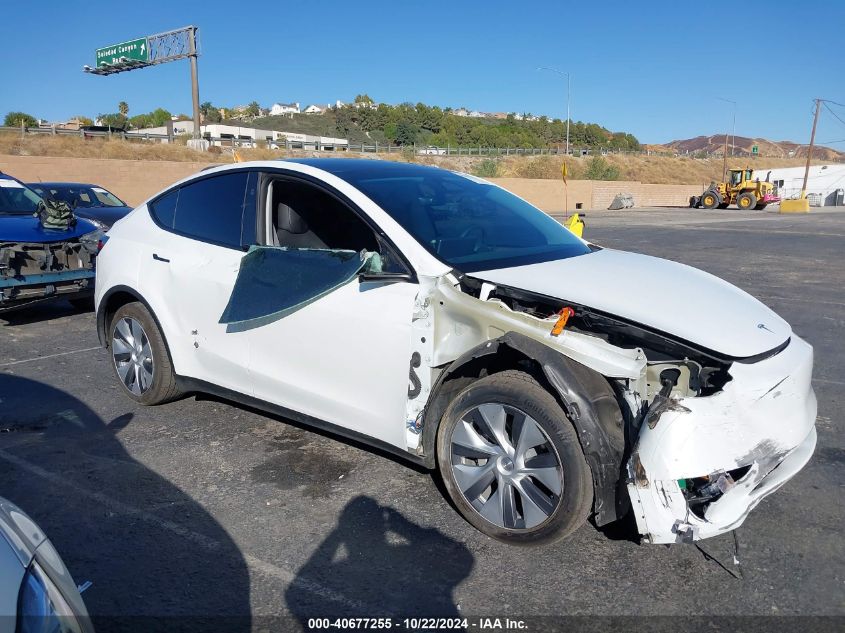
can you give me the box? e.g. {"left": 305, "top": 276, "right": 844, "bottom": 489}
{"left": 752, "top": 144, "right": 759, "bottom": 155}
{"left": 96, "top": 38, "right": 149, "bottom": 67}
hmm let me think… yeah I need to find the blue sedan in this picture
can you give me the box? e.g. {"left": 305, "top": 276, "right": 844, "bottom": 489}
{"left": 0, "top": 173, "right": 101, "bottom": 313}
{"left": 27, "top": 182, "right": 132, "bottom": 229}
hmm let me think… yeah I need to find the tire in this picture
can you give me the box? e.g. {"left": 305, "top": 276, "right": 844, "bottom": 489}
{"left": 700, "top": 191, "right": 721, "bottom": 209}
{"left": 436, "top": 370, "right": 593, "bottom": 546}
{"left": 108, "top": 301, "right": 182, "bottom": 405}
{"left": 737, "top": 192, "right": 757, "bottom": 210}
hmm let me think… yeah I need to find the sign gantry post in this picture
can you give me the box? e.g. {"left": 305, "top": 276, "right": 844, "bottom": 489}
{"left": 84, "top": 26, "right": 202, "bottom": 139}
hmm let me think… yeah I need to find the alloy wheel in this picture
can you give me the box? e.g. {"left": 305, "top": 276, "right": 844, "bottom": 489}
{"left": 112, "top": 316, "right": 154, "bottom": 395}
{"left": 449, "top": 403, "right": 564, "bottom": 530}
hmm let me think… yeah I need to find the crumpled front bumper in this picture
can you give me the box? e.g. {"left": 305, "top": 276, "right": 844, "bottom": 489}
{"left": 627, "top": 335, "right": 817, "bottom": 544}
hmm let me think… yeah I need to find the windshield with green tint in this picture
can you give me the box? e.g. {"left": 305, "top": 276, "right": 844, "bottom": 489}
{"left": 0, "top": 179, "right": 42, "bottom": 215}
{"left": 316, "top": 162, "right": 591, "bottom": 272}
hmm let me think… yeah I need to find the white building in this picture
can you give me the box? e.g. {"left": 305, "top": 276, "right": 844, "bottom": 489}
{"left": 753, "top": 164, "right": 845, "bottom": 206}
{"left": 130, "top": 122, "right": 347, "bottom": 150}
{"left": 269, "top": 102, "right": 301, "bottom": 116}
{"left": 303, "top": 104, "right": 326, "bottom": 115}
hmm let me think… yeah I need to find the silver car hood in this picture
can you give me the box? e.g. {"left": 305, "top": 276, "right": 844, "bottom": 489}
{"left": 473, "top": 249, "right": 791, "bottom": 358}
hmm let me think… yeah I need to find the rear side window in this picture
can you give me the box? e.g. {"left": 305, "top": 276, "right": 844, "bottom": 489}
{"left": 150, "top": 171, "right": 257, "bottom": 249}
{"left": 150, "top": 188, "right": 179, "bottom": 228}
{"left": 174, "top": 172, "right": 249, "bottom": 249}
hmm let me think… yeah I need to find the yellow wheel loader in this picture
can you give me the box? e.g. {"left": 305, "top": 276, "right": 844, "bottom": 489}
{"left": 691, "top": 168, "right": 780, "bottom": 211}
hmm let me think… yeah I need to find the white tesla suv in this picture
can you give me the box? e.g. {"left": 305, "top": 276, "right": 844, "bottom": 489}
{"left": 95, "top": 159, "right": 817, "bottom": 545}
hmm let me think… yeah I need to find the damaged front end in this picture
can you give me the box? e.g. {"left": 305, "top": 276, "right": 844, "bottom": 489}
{"left": 0, "top": 237, "right": 97, "bottom": 312}
{"left": 627, "top": 335, "right": 817, "bottom": 544}
{"left": 407, "top": 271, "right": 817, "bottom": 545}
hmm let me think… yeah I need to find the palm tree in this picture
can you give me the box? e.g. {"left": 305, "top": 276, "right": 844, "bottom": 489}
{"left": 118, "top": 101, "right": 129, "bottom": 117}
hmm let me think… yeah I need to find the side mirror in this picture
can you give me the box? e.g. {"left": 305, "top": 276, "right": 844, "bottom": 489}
{"left": 357, "top": 251, "right": 412, "bottom": 283}
{"left": 358, "top": 271, "right": 413, "bottom": 283}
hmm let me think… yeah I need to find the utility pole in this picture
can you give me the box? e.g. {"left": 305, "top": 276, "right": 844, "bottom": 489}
{"left": 801, "top": 98, "right": 821, "bottom": 197}
{"left": 565, "top": 72, "right": 571, "bottom": 157}
{"left": 722, "top": 131, "right": 729, "bottom": 182}
{"left": 188, "top": 26, "right": 201, "bottom": 139}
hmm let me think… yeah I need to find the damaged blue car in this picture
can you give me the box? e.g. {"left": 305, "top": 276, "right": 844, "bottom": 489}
{"left": 0, "top": 172, "right": 102, "bottom": 313}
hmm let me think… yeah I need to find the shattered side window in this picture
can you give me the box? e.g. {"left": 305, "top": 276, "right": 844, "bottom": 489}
{"left": 219, "top": 247, "right": 372, "bottom": 332}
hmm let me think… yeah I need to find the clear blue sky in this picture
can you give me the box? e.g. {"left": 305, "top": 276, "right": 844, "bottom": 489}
{"left": 2, "top": 0, "right": 843, "bottom": 145}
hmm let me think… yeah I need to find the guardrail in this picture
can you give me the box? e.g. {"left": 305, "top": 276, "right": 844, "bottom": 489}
{"left": 2, "top": 125, "right": 837, "bottom": 162}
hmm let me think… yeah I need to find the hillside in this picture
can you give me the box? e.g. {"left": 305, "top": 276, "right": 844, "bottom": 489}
{"left": 1, "top": 131, "right": 832, "bottom": 186}
{"left": 660, "top": 134, "right": 844, "bottom": 161}
{"left": 246, "top": 102, "right": 642, "bottom": 151}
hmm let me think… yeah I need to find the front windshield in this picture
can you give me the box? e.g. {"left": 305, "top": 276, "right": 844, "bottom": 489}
{"left": 0, "top": 179, "right": 42, "bottom": 215}
{"left": 34, "top": 185, "right": 126, "bottom": 208}
{"left": 337, "top": 166, "right": 591, "bottom": 272}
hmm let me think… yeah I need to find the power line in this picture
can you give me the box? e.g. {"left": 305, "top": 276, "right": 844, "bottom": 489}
{"left": 822, "top": 102, "right": 845, "bottom": 128}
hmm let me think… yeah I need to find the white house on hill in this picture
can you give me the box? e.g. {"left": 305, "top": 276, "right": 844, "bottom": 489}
{"left": 270, "top": 102, "right": 301, "bottom": 116}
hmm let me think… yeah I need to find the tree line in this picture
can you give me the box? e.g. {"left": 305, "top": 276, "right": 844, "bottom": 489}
{"left": 331, "top": 96, "right": 641, "bottom": 150}
{"left": 5, "top": 95, "right": 641, "bottom": 151}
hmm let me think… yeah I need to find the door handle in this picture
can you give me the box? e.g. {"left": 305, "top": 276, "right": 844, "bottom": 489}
{"left": 152, "top": 253, "right": 170, "bottom": 263}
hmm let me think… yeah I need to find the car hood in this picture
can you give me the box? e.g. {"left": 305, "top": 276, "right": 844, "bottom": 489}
{"left": 473, "top": 248, "right": 791, "bottom": 358}
{"left": 75, "top": 206, "right": 132, "bottom": 228}
{"left": 0, "top": 214, "right": 98, "bottom": 243}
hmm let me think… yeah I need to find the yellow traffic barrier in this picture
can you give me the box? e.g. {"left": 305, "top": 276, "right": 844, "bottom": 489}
{"left": 780, "top": 198, "right": 810, "bottom": 213}
{"left": 565, "top": 213, "right": 585, "bottom": 238}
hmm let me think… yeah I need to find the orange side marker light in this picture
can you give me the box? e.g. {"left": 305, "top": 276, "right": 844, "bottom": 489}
{"left": 551, "top": 307, "right": 575, "bottom": 337}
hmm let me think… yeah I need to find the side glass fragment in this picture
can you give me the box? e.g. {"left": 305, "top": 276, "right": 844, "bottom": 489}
{"left": 219, "top": 247, "right": 373, "bottom": 332}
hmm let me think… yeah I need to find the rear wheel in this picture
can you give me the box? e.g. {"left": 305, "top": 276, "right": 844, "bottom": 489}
{"left": 436, "top": 370, "right": 592, "bottom": 545}
{"left": 700, "top": 191, "right": 721, "bottom": 209}
{"left": 109, "top": 301, "right": 182, "bottom": 405}
{"left": 737, "top": 192, "right": 757, "bottom": 210}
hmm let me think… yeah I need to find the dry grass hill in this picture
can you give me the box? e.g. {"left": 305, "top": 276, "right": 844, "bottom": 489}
{"left": 0, "top": 131, "right": 837, "bottom": 186}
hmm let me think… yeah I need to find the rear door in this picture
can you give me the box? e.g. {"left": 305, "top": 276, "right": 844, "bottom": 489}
{"left": 142, "top": 170, "right": 258, "bottom": 394}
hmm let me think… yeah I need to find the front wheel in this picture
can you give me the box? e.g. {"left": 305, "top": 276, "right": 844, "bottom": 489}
{"left": 700, "top": 191, "right": 721, "bottom": 209}
{"left": 737, "top": 192, "right": 757, "bottom": 210}
{"left": 109, "top": 301, "right": 182, "bottom": 405}
{"left": 436, "top": 370, "right": 593, "bottom": 545}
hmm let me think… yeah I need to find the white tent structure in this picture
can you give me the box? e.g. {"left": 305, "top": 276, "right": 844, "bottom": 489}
{"left": 753, "top": 164, "right": 845, "bottom": 206}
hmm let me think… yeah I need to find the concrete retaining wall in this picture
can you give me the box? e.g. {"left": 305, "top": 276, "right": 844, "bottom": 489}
{"left": 0, "top": 154, "right": 701, "bottom": 210}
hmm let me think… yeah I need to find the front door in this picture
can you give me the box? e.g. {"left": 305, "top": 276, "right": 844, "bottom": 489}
{"left": 227, "top": 175, "right": 417, "bottom": 449}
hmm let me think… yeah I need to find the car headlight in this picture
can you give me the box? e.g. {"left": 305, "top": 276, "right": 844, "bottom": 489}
{"left": 78, "top": 229, "right": 105, "bottom": 254}
{"left": 17, "top": 562, "right": 83, "bottom": 633}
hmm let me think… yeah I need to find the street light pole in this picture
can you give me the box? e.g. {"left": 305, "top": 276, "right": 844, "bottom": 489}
{"left": 717, "top": 97, "right": 736, "bottom": 157}
{"left": 538, "top": 67, "right": 571, "bottom": 155}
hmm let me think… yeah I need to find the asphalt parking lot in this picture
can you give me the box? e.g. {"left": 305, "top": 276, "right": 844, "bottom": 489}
{"left": 1, "top": 206, "right": 843, "bottom": 630}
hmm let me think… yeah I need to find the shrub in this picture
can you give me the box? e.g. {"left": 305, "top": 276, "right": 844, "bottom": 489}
{"left": 583, "top": 156, "right": 619, "bottom": 180}
{"left": 472, "top": 159, "right": 501, "bottom": 178}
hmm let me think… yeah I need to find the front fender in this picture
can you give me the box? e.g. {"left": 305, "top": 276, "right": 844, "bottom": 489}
{"left": 422, "top": 331, "right": 628, "bottom": 526}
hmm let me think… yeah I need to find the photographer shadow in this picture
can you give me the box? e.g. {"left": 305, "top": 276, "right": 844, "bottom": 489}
{"left": 286, "top": 496, "right": 473, "bottom": 622}
{"left": 0, "top": 374, "right": 252, "bottom": 632}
